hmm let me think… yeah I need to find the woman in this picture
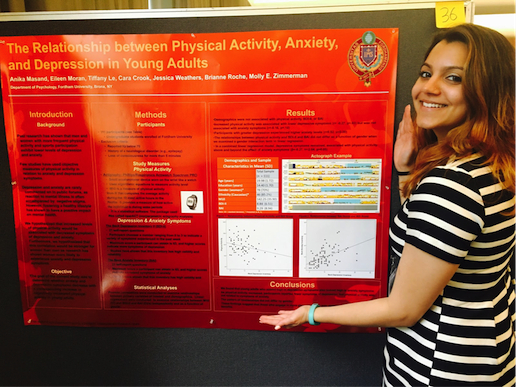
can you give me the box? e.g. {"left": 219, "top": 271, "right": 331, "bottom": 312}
{"left": 260, "top": 24, "right": 515, "bottom": 386}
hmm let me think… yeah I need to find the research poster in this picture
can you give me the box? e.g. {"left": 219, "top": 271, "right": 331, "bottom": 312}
{"left": 1, "top": 28, "right": 398, "bottom": 331}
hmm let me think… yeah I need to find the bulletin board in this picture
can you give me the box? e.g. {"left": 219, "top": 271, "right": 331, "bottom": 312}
{"left": 0, "top": 3, "right": 465, "bottom": 334}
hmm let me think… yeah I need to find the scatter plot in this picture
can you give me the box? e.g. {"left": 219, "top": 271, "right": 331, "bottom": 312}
{"left": 299, "top": 219, "right": 376, "bottom": 278}
{"left": 218, "top": 218, "right": 293, "bottom": 277}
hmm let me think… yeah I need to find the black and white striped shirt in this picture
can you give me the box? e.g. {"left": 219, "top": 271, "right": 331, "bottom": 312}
{"left": 384, "top": 154, "right": 515, "bottom": 386}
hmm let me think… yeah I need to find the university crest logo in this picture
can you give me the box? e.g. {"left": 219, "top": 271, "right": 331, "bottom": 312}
{"left": 348, "top": 31, "right": 389, "bottom": 87}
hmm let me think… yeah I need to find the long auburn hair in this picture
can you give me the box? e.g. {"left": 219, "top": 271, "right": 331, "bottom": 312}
{"left": 402, "top": 24, "right": 515, "bottom": 199}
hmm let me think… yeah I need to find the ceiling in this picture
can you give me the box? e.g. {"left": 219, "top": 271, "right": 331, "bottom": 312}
{"left": 472, "top": 0, "right": 515, "bottom": 40}
{"left": 473, "top": 0, "right": 515, "bottom": 14}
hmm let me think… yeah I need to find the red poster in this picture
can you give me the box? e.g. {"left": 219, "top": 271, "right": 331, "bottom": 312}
{"left": 1, "top": 29, "right": 398, "bottom": 331}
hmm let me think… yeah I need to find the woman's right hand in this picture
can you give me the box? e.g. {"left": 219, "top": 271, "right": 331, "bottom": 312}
{"left": 259, "top": 306, "right": 310, "bottom": 330}
{"left": 393, "top": 104, "right": 417, "bottom": 173}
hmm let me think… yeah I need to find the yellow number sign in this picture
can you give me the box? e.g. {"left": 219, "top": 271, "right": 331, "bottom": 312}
{"left": 436, "top": 1, "right": 466, "bottom": 28}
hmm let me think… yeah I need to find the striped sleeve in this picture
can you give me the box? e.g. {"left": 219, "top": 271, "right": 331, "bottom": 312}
{"left": 404, "top": 168, "right": 485, "bottom": 264}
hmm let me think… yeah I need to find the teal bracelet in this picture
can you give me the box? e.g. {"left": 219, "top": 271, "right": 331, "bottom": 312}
{"left": 308, "top": 303, "right": 320, "bottom": 325}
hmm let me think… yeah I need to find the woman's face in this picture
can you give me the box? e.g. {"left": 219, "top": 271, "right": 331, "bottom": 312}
{"left": 411, "top": 40, "right": 469, "bottom": 141}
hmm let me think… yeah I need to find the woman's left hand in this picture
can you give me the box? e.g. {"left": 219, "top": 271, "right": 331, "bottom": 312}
{"left": 394, "top": 104, "right": 417, "bottom": 172}
{"left": 259, "top": 306, "right": 310, "bottom": 330}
